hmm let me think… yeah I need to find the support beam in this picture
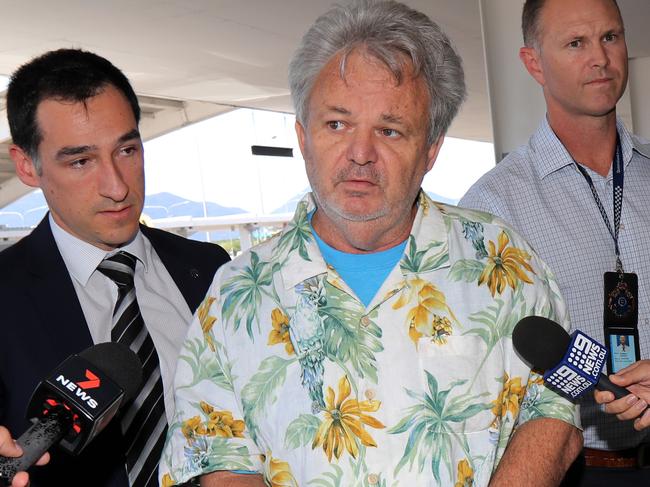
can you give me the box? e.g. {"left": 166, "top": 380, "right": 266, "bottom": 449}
{"left": 479, "top": 0, "right": 544, "bottom": 162}
{"left": 629, "top": 57, "right": 650, "bottom": 140}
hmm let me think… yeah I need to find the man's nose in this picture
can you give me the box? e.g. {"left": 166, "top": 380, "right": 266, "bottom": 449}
{"left": 98, "top": 158, "right": 129, "bottom": 202}
{"left": 347, "top": 129, "right": 378, "bottom": 166}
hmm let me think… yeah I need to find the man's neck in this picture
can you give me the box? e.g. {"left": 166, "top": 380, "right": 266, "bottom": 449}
{"left": 547, "top": 110, "right": 618, "bottom": 177}
{"left": 311, "top": 207, "right": 415, "bottom": 254}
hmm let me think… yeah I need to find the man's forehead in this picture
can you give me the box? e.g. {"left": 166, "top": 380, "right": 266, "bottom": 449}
{"left": 539, "top": 0, "right": 623, "bottom": 37}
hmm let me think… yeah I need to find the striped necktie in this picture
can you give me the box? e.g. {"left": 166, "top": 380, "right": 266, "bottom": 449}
{"left": 97, "top": 251, "right": 167, "bottom": 487}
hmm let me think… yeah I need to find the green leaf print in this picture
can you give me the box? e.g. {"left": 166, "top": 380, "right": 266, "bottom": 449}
{"left": 284, "top": 414, "right": 321, "bottom": 450}
{"left": 177, "top": 337, "right": 235, "bottom": 393}
{"left": 275, "top": 200, "right": 313, "bottom": 262}
{"left": 308, "top": 464, "right": 344, "bottom": 487}
{"left": 400, "top": 235, "right": 448, "bottom": 274}
{"left": 388, "top": 372, "right": 491, "bottom": 482}
{"left": 321, "top": 282, "right": 383, "bottom": 382}
{"left": 221, "top": 251, "right": 275, "bottom": 338}
{"left": 241, "top": 355, "right": 296, "bottom": 439}
{"left": 448, "top": 259, "right": 486, "bottom": 283}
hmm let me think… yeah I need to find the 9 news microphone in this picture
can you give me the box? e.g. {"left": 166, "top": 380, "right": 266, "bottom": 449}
{"left": 0, "top": 342, "right": 142, "bottom": 485}
{"left": 512, "top": 316, "right": 630, "bottom": 400}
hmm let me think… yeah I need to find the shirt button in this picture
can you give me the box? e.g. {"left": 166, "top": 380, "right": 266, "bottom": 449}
{"left": 367, "top": 473, "right": 379, "bottom": 485}
{"left": 619, "top": 223, "right": 625, "bottom": 230}
{"left": 364, "top": 388, "right": 376, "bottom": 400}
{"left": 360, "top": 316, "right": 370, "bottom": 327}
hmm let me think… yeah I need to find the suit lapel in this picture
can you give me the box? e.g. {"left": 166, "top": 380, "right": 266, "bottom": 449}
{"left": 142, "top": 225, "right": 211, "bottom": 313}
{"left": 24, "top": 217, "right": 94, "bottom": 355}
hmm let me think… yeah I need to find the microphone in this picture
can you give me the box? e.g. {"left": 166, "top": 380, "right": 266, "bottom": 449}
{"left": 0, "top": 342, "right": 142, "bottom": 485}
{"left": 512, "top": 316, "right": 630, "bottom": 401}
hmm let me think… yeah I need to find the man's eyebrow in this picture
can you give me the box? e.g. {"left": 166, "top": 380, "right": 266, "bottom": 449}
{"left": 54, "top": 129, "right": 141, "bottom": 161}
{"left": 381, "top": 113, "right": 405, "bottom": 125}
{"left": 55, "top": 144, "right": 95, "bottom": 160}
{"left": 118, "top": 129, "right": 141, "bottom": 144}
{"left": 324, "top": 105, "right": 351, "bottom": 116}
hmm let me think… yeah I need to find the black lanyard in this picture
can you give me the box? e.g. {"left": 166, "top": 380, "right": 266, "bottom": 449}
{"left": 574, "top": 133, "right": 624, "bottom": 273}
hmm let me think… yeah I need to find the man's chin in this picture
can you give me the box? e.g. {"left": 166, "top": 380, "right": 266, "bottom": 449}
{"left": 99, "top": 227, "right": 140, "bottom": 249}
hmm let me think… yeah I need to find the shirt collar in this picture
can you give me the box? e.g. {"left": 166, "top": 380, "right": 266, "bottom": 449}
{"left": 50, "top": 214, "right": 148, "bottom": 286}
{"left": 533, "top": 116, "right": 649, "bottom": 180}
{"left": 278, "top": 191, "right": 450, "bottom": 289}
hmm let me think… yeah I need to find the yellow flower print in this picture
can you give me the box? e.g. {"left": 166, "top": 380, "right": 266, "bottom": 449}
{"left": 492, "top": 373, "right": 525, "bottom": 419}
{"left": 455, "top": 459, "right": 474, "bottom": 487}
{"left": 263, "top": 452, "right": 299, "bottom": 487}
{"left": 198, "top": 296, "right": 217, "bottom": 351}
{"left": 268, "top": 308, "right": 295, "bottom": 355}
{"left": 312, "top": 376, "right": 385, "bottom": 461}
{"left": 393, "top": 277, "right": 458, "bottom": 345}
{"left": 161, "top": 473, "right": 174, "bottom": 487}
{"left": 326, "top": 264, "right": 347, "bottom": 292}
{"left": 419, "top": 192, "right": 430, "bottom": 215}
{"left": 206, "top": 409, "right": 245, "bottom": 438}
{"left": 478, "top": 231, "right": 535, "bottom": 297}
{"left": 181, "top": 415, "right": 206, "bottom": 440}
{"left": 200, "top": 401, "right": 245, "bottom": 438}
{"left": 182, "top": 402, "right": 246, "bottom": 441}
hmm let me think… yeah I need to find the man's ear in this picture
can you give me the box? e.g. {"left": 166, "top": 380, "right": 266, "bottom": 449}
{"left": 295, "top": 120, "right": 307, "bottom": 158}
{"left": 519, "top": 46, "right": 546, "bottom": 86}
{"left": 425, "top": 135, "right": 445, "bottom": 173}
{"left": 9, "top": 144, "right": 41, "bottom": 188}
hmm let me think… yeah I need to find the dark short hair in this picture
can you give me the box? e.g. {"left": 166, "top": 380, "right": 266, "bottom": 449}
{"left": 522, "top": 0, "right": 621, "bottom": 47}
{"left": 6, "top": 48, "right": 140, "bottom": 169}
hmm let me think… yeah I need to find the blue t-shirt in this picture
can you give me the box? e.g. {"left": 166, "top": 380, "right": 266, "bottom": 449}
{"left": 310, "top": 217, "right": 406, "bottom": 307}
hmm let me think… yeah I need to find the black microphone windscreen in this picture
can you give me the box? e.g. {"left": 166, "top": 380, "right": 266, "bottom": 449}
{"left": 512, "top": 316, "right": 571, "bottom": 371}
{"left": 79, "top": 342, "right": 142, "bottom": 402}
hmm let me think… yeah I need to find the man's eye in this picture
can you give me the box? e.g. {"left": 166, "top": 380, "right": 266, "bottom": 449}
{"left": 327, "top": 121, "right": 345, "bottom": 130}
{"left": 568, "top": 39, "right": 582, "bottom": 48}
{"left": 603, "top": 33, "right": 617, "bottom": 42}
{"left": 381, "top": 128, "right": 400, "bottom": 138}
{"left": 70, "top": 158, "right": 88, "bottom": 168}
{"left": 120, "top": 146, "right": 137, "bottom": 156}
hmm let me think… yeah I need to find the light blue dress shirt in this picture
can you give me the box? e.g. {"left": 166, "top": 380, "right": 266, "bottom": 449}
{"left": 460, "top": 117, "right": 650, "bottom": 450}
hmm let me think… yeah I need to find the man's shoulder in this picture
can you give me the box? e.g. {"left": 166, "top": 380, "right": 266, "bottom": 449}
{"left": 631, "top": 131, "right": 650, "bottom": 157}
{"left": 459, "top": 144, "right": 538, "bottom": 218}
{"left": 0, "top": 232, "right": 41, "bottom": 291}
{"left": 0, "top": 228, "right": 38, "bottom": 266}
{"left": 142, "top": 225, "right": 230, "bottom": 262}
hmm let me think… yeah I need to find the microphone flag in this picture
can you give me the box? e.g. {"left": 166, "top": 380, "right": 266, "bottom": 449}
{"left": 543, "top": 331, "right": 608, "bottom": 400}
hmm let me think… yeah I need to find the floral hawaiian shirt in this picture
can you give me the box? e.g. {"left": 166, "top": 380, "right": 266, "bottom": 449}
{"left": 160, "top": 191, "right": 580, "bottom": 487}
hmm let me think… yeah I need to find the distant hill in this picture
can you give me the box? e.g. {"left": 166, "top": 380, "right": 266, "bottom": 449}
{"left": 0, "top": 191, "right": 246, "bottom": 238}
{"left": 142, "top": 192, "right": 245, "bottom": 219}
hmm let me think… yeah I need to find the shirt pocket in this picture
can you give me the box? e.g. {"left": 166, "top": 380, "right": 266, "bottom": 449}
{"left": 416, "top": 335, "right": 504, "bottom": 433}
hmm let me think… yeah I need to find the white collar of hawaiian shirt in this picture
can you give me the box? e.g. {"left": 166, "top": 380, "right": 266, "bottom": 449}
{"left": 533, "top": 115, "right": 650, "bottom": 180}
{"left": 278, "top": 191, "right": 451, "bottom": 291}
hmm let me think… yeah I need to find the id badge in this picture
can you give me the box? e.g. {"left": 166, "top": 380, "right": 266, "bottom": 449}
{"left": 605, "top": 327, "right": 641, "bottom": 373}
{"left": 603, "top": 271, "right": 638, "bottom": 327}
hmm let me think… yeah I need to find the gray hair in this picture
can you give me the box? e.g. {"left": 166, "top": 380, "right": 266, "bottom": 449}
{"left": 288, "top": 0, "right": 466, "bottom": 145}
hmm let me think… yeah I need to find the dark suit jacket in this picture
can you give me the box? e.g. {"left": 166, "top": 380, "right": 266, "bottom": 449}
{"left": 0, "top": 217, "right": 230, "bottom": 486}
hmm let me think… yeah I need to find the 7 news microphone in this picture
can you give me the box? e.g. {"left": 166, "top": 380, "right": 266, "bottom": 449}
{"left": 512, "top": 316, "right": 630, "bottom": 400}
{"left": 0, "top": 342, "right": 142, "bottom": 485}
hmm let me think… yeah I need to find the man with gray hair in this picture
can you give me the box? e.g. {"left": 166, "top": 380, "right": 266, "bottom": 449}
{"left": 160, "top": 1, "right": 581, "bottom": 485}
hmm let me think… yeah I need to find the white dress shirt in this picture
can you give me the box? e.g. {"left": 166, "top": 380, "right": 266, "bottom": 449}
{"left": 50, "top": 214, "right": 193, "bottom": 422}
